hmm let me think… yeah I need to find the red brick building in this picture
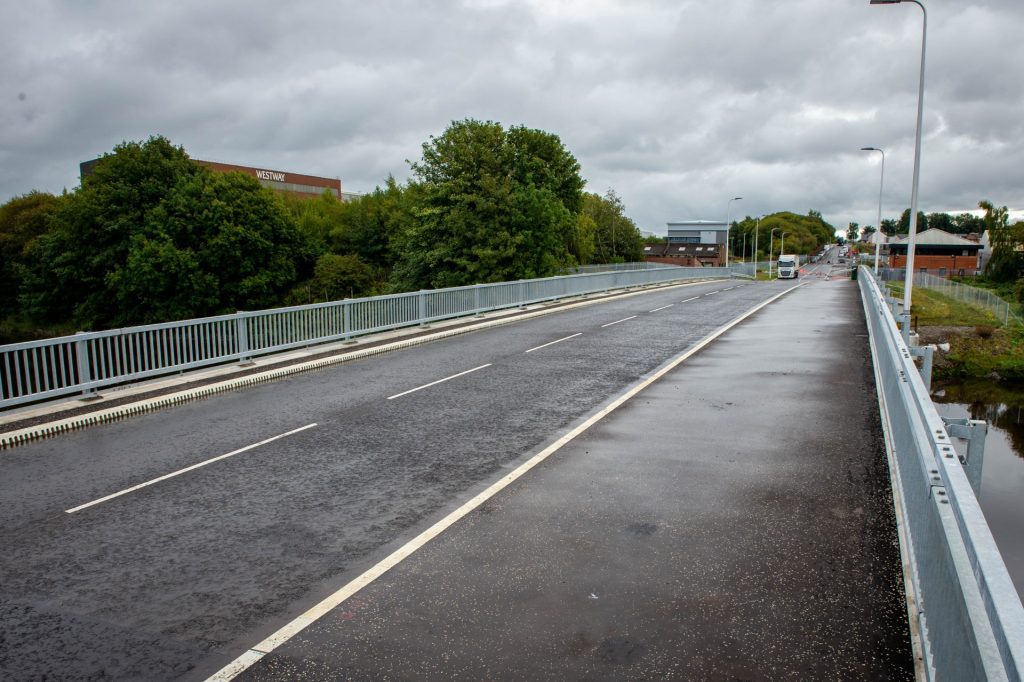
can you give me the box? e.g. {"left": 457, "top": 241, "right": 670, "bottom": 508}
{"left": 887, "top": 228, "right": 983, "bottom": 276}
{"left": 643, "top": 243, "right": 724, "bottom": 267}
{"left": 80, "top": 157, "right": 346, "bottom": 200}
{"left": 196, "top": 160, "right": 342, "bottom": 200}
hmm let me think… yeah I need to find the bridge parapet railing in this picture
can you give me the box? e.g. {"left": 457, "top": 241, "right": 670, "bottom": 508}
{"left": 860, "top": 266, "right": 1024, "bottom": 681}
{"left": 1, "top": 264, "right": 726, "bottom": 410}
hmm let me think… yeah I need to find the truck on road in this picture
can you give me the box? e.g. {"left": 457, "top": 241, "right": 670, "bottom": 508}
{"left": 777, "top": 254, "right": 799, "bottom": 279}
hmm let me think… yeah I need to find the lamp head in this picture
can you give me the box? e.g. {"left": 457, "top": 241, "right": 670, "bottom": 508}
{"left": 870, "top": 0, "right": 902, "bottom": 4}
{"left": 860, "top": 146, "right": 878, "bottom": 151}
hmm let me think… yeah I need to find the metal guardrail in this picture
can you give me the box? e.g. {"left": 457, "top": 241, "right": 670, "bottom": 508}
{"left": 860, "top": 266, "right": 1024, "bottom": 681}
{"left": 879, "top": 268, "right": 1018, "bottom": 325}
{"left": 1, "top": 265, "right": 730, "bottom": 409}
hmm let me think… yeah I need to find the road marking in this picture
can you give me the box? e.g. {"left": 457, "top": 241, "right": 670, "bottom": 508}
{"left": 65, "top": 423, "right": 318, "bottom": 514}
{"left": 680, "top": 296, "right": 700, "bottom": 303}
{"left": 648, "top": 304, "right": 674, "bottom": 313}
{"left": 524, "top": 333, "right": 582, "bottom": 354}
{"left": 204, "top": 283, "right": 806, "bottom": 682}
{"left": 704, "top": 291, "right": 719, "bottom": 296}
{"left": 601, "top": 316, "right": 636, "bottom": 328}
{"left": 386, "top": 364, "right": 492, "bottom": 400}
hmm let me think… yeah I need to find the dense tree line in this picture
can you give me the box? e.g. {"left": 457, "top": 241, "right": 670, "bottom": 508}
{"left": 730, "top": 210, "right": 836, "bottom": 260}
{"left": 0, "top": 123, "right": 645, "bottom": 338}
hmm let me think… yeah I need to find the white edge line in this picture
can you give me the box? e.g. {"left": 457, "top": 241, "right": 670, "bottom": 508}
{"left": 523, "top": 333, "right": 583, "bottom": 354}
{"left": 386, "top": 364, "right": 492, "bottom": 400}
{"left": 204, "top": 283, "right": 805, "bottom": 682}
{"left": 680, "top": 297, "right": 700, "bottom": 303}
{"left": 65, "top": 423, "right": 318, "bottom": 514}
{"left": 601, "top": 316, "right": 637, "bottom": 328}
{"left": 648, "top": 304, "right": 673, "bottom": 313}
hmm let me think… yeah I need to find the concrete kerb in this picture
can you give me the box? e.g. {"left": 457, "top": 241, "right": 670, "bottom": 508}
{"left": 0, "top": 278, "right": 721, "bottom": 451}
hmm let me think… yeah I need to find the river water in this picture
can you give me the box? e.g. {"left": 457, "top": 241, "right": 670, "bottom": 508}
{"left": 931, "top": 380, "right": 1024, "bottom": 599}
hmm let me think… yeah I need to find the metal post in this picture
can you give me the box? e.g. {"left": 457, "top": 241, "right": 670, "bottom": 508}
{"left": 861, "top": 147, "right": 886, "bottom": 274}
{"left": 753, "top": 216, "right": 761, "bottom": 279}
{"left": 75, "top": 331, "right": 96, "bottom": 398}
{"left": 872, "top": 0, "right": 927, "bottom": 311}
{"left": 725, "top": 196, "right": 742, "bottom": 267}
{"left": 942, "top": 417, "right": 989, "bottom": 498}
{"left": 418, "top": 291, "right": 429, "bottom": 327}
{"left": 235, "top": 312, "right": 253, "bottom": 365}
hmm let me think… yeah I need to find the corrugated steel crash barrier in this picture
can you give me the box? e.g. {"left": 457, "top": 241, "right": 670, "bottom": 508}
{"left": 860, "top": 266, "right": 1024, "bottom": 681}
{"left": 1, "top": 264, "right": 729, "bottom": 410}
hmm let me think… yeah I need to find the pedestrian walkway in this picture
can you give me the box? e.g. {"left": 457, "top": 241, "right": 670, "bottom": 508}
{"left": 217, "top": 280, "right": 915, "bottom": 680}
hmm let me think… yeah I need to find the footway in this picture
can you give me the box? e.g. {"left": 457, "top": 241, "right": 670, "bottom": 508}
{"left": 216, "top": 280, "right": 915, "bottom": 680}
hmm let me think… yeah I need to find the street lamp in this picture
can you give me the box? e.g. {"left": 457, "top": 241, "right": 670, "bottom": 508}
{"left": 769, "top": 227, "right": 781, "bottom": 279}
{"left": 861, "top": 147, "right": 886, "bottom": 274}
{"left": 871, "top": 0, "right": 927, "bottom": 312}
{"left": 780, "top": 232, "right": 790, "bottom": 263}
{"left": 753, "top": 215, "right": 763, "bottom": 278}
{"left": 725, "top": 197, "right": 742, "bottom": 267}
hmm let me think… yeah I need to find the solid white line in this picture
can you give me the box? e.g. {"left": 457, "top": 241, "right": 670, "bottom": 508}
{"left": 65, "top": 423, "right": 318, "bottom": 514}
{"left": 204, "top": 283, "right": 806, "bottom": 682}
{"left": 386, "top": 364, "right": 492, "bottom": 400}
{"left": 524, "top": 333, "right": 582, "bottom": 354}
{"left": 680, "top": 296, "right": 700, "bottom": 303}
{"left": 648, "top": 304, "right": 674, "bottom": 313}
{"left": 601, "top": 316, "right": 637, "bottom": 328}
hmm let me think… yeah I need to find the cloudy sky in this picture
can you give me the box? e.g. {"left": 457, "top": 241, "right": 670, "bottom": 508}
{"left": 3, "top": 0, "right": 1022, "bottom": 235}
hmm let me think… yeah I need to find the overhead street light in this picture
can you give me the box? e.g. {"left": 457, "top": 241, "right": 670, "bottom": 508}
{"left": 871, "top": 0, "right": 927, "bottom": 312}
{"left": 861, "top": 147, "right": 886, "bottom": 275}
{"left": 725, "top": 197, "right": 742, "bottom": 267}
{"left": 769, "top": 227, "right": 781, "bottom": 279}
{"left": 753, "top": 215, "right": 764, "bottom": 279}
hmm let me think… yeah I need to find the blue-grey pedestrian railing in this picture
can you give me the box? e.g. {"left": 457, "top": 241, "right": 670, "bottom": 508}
{"left": 860, "top": 266, "right": 1024, "bottom": 681}
{"left": 0, "top": 264, "right": 729, "bottom": 409}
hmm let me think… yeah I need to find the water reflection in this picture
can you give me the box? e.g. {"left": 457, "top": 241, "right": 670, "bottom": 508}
{"left": 933, "top": 381, "right": 1024, "bottom": 461}
{"left": 932, "top": 379, "right": 1024, "bottom": 599}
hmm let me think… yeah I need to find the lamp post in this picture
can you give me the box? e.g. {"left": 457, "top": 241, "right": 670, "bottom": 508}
{"left": 769, "top": 227, "right": 781, "bottom": 279}
{"left": 753, "top": 215, "right": 762, "bottom": 278}
{"left": 860, "top": 147, "right": 886, "bottom": 274}
{"left": 725, "top": 197, "right": 742, "bottom": 267}
{"left": 871, "top": 0, "right": 927, "bottom": 312}
{"left": 780, "top": 232, "right": 790, "bottom": 263}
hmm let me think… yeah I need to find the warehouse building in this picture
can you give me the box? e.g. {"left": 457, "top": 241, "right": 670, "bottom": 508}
{"left": 80, "top": 158, "right": 349, "bottom": 201}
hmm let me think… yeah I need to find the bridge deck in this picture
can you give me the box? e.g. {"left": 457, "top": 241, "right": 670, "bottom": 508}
{"left": 231, "top": 280, "right": 915, "bottom": 680}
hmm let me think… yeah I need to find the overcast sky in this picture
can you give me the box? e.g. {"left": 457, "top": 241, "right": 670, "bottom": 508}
{"left": 3, "top": 0, "right": 1022, "bottom": 235}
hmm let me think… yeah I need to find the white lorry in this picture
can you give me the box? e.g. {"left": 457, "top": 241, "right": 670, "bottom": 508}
{"left": 777, "top": 254, "right": 799, "bottom": 279}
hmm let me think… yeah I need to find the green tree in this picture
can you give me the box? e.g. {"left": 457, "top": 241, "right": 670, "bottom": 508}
{"left": 897, "top": 208, "right": 928, "bottom": 234}
{"left": 585, "top": 190, "right": 643, "bottom": 263}
{"left": 951, "top": 212, "right": 985, "bottom": 235}
{"left": 391, "top": 119, "right": 584, "bottom": 290}
{"left": 22, "top": 136, "right": 204, "bottom": 326}
{"left": 0, "top": 191, "right": 61, "bottom": 317}
{"left": 880, "top": 218, "right": 899, "bottom": 235}
{"left": 331, "top": 176, "right": 416, "bottom": 271}
{"left": 982, "top": 200, "right": 1018, "bottom": 283}
{"left": 846, "top": 222, "right": 860, "bottom": 242}
{"left": 289, "top": 253, "right": 375, "bottom": 304}
{"left": 21, "top": 137, "right": 311, "bottom": 327}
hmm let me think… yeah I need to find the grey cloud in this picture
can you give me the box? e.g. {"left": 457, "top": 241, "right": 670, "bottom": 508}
{"left": 1, "top": 0, "right": 1022, "bottom": 234}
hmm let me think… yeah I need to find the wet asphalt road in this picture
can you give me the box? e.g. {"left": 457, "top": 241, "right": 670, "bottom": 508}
{"left": 0, "top": 278, "right": 816, "bottom": 680}
{"left": 232, "top": 276, "right": 913, "bottom": 680}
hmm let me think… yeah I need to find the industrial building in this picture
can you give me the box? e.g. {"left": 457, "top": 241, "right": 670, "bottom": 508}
{"left": 80, "top": 157, "right": 353, "bottom": 201}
